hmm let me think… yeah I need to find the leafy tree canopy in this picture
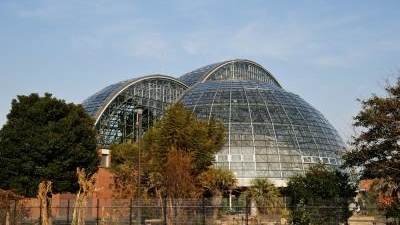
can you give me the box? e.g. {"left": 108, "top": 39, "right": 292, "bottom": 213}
{"left": 285, "top": 164, "right": 356, "bottom": 201}
{"left": 343, "top": 78, "right": 400, "bottom": 184}
{"left": 142, "top": 103, "right": 226, "bottom": 198}
{"left": 108, "top": 143, "right": 139, "bottom": 199}
{"left": 283, "top": 164, "right": 356, "bottom": 224}
{"left": 143, "top": 103, "right": 225, "bottom": 177}
{"left": 0, "top": 93, "right": 99, "bottom": 197}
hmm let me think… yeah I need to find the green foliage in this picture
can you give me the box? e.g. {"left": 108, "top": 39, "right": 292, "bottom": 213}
{"left": 197, "top": 167, "right": 236, "bottom": 197}
{"left": 109, "top": 143, "right": 139, "bottom": 198}
{"left": 284, "top": 164, "right": 356, "bottom": 224}
{"left": 197, "top": 167, "right": 236, "bottom": 219}
{"left": 0, "top": 93, "right": 99, "bottom": 197}
{"left": 142, "top": 103, "right": 226, "bottom": 198}
{"left": 244, "top": 178, "right": 281, "bottom": 214}
{"left": 143, "top": 103, "right": 225, "bottom": 175}
{"left": 368, "top": 178, "right": 400, "bottom": 217}
{"left": 110, "top": 143, "right": 139, "bottom": 168}
{"left": 343, "top": 78, "right": 400, "bottom": 184}
{"left": 286, "top": 200, "right": 311, "bottom": 225}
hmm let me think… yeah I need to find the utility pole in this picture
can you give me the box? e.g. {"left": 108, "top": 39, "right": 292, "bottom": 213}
{"left": 135, "top": 105, "right": 144, "bottom": 225}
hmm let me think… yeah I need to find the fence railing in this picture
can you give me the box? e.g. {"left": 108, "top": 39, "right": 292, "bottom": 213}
{"left": 0, "top": 197, "right": 393, "bottom": 225}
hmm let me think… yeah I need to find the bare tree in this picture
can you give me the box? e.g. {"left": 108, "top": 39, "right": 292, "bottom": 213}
{"left": 71, "top": 168, "right": 96, "bottom": 225}
{"left": 37, "top": 181, "right": 53, "bottom": 225}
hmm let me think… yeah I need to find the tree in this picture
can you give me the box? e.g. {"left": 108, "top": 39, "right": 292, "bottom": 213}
{"left": 37, "top": 181, "right": 52, "bottom": 225}
{"left": 244, "top": 178, "right": 281, "bottom": 216}
{"left": 71, "top": 168, "right": 96, "bottom": 225}
{"left": 197, "top": 167, "right": 236, "bottom": 219}
{"left": 366, "top": 178, "right": 400, "bottom": 218}
{"left": 0, "top": 93, "right": 99, "bottom": 197}
{"left": 284, "top": 164, "right": 356, "bottom": 225}
{"left": 343, "top": 78, "right": 400, "bottom": 186}
{"left": 0, "top": 190, "right": 22, "bottom": 225}
{"left": 142, "top": 103, "right": 226, "bottom": 199}
{"left": 141, "top": 103, "right": 226, "bottom": 224}
{"left": 109, "top": 143, "right": 140, "bottom": 199}
{"left": 342, "top": 78, "right": 400, "bottom": 218}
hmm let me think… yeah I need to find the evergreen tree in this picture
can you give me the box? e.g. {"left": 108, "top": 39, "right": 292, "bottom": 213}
{"left": 0, "top": 93, "right": 99, "bottom": 197}
{"left": 284, "top": 164, "right": 356, "bottom": 225}
{"left": 142, "top": 103, "right": 226, "bottom": 199}
{"left": 140, "top": 103, "right": 226, "bottom": 225}
{"left": 109, "top": 143, "right": 139, "bottom": 198}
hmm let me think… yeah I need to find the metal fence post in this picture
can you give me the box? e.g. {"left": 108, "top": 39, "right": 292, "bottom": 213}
{"left": 245, "top": 197, "right": 249, "bottom": 225}
{"left": 13, "top": 199, "right": 17, "bottom": 225}
{"left": 66, "top": 199, "right": 70, "bottom": 225}
{"left": 202, "top": 198, "right": 206, "bottom": 225}
{"left": 129, "top": 198, "right": 132, "bottom": 225}
{"left": 39, "top": 201, "right": 42, "bottom": 225}
{"left": 96, "top": 199, "right": 100, "bottom": 225}
{"left": 163, "top": 197, "right": 167, "bottom": 225}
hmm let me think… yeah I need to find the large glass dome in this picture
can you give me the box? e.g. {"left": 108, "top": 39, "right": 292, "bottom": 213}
{"left": 82, "top": 59, "right": 346, "bottom": 186}
{"left": 178, "top": 59, "right": 346, "bottom": 186}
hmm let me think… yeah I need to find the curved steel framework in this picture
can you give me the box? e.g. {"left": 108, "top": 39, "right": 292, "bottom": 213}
{"left": 82, "top": 75, "right": 188, "bottom": 146}
{"left": 178, "top": 60, "right": 346, "bottom": 186}
{"left": 179, "top": 59, "right": 281, "bottom": 88}
{"left": 83, "top": 59, "right": 346, "bottom": 186}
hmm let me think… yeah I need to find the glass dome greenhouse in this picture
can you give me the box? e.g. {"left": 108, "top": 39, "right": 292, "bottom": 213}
{"left": 178, "top": 59, "right": 346, "bottom": 186}
{"left": 83, "top": 59, "right": 346, "bottom": 186}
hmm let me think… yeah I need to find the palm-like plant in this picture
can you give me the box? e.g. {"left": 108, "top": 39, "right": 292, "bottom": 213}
{"left": 246, "top": 178, "right": 281, "bottom": 215}
{"left": 197, "top": 167, "right": 237, "bottom": 219}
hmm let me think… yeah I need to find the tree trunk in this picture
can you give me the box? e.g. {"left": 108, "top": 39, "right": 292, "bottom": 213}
{"left": 250, "top": 198, "right": 258, "bottom": 216}
{"left": 71, "top": 192, "right": 84, "bottom": 225}
{"left": 71, "top": 168, "right": 96, "bottom": 225}
{"left": 38, "top": 181, "right": 52, "bottom": 225}
{"left": 166, "top": 197, "right": 174, "bottom": 225}
{"left": 212, "top": 194, "right": 222, "bottom": 220}
{"left": 5, "top": 210, "right": 10, "bottom": 225}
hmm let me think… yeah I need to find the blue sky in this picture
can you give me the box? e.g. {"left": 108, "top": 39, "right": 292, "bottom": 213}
{"left": 1, "top": 0, "right": 399, "bottom": 142}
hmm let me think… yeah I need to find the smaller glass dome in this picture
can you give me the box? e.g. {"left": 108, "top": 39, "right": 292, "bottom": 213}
{"left": 82, "top": 75, "right": 188, "bottom": 146}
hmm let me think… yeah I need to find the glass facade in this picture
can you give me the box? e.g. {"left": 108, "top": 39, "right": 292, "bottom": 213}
{"left": 179, "top": 59, "right": 281, "bottom": 87}
{"left": 178, "top": 59, "right": 346, "bottom": 186}
{"left": 83, "top": 59, "right": 346, "bottom": 186}
{"left": 82, "top": 75, "right": 188, "bottom": 146}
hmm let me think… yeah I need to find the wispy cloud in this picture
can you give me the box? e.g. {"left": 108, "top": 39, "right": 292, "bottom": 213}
{"left": 178, "top": 6, "right": 399, "bottom": 72}
{"left": 71, "top": 18, "right": 176, "bottom": 62}
{"left": 11, "top": 0, "right": 395, "bottom": 72}
{"left": 179, "top": 18, "right": 316, "bottom": 62}
{"left": 5, "top": 0, "right": 137, "bottom": 19}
